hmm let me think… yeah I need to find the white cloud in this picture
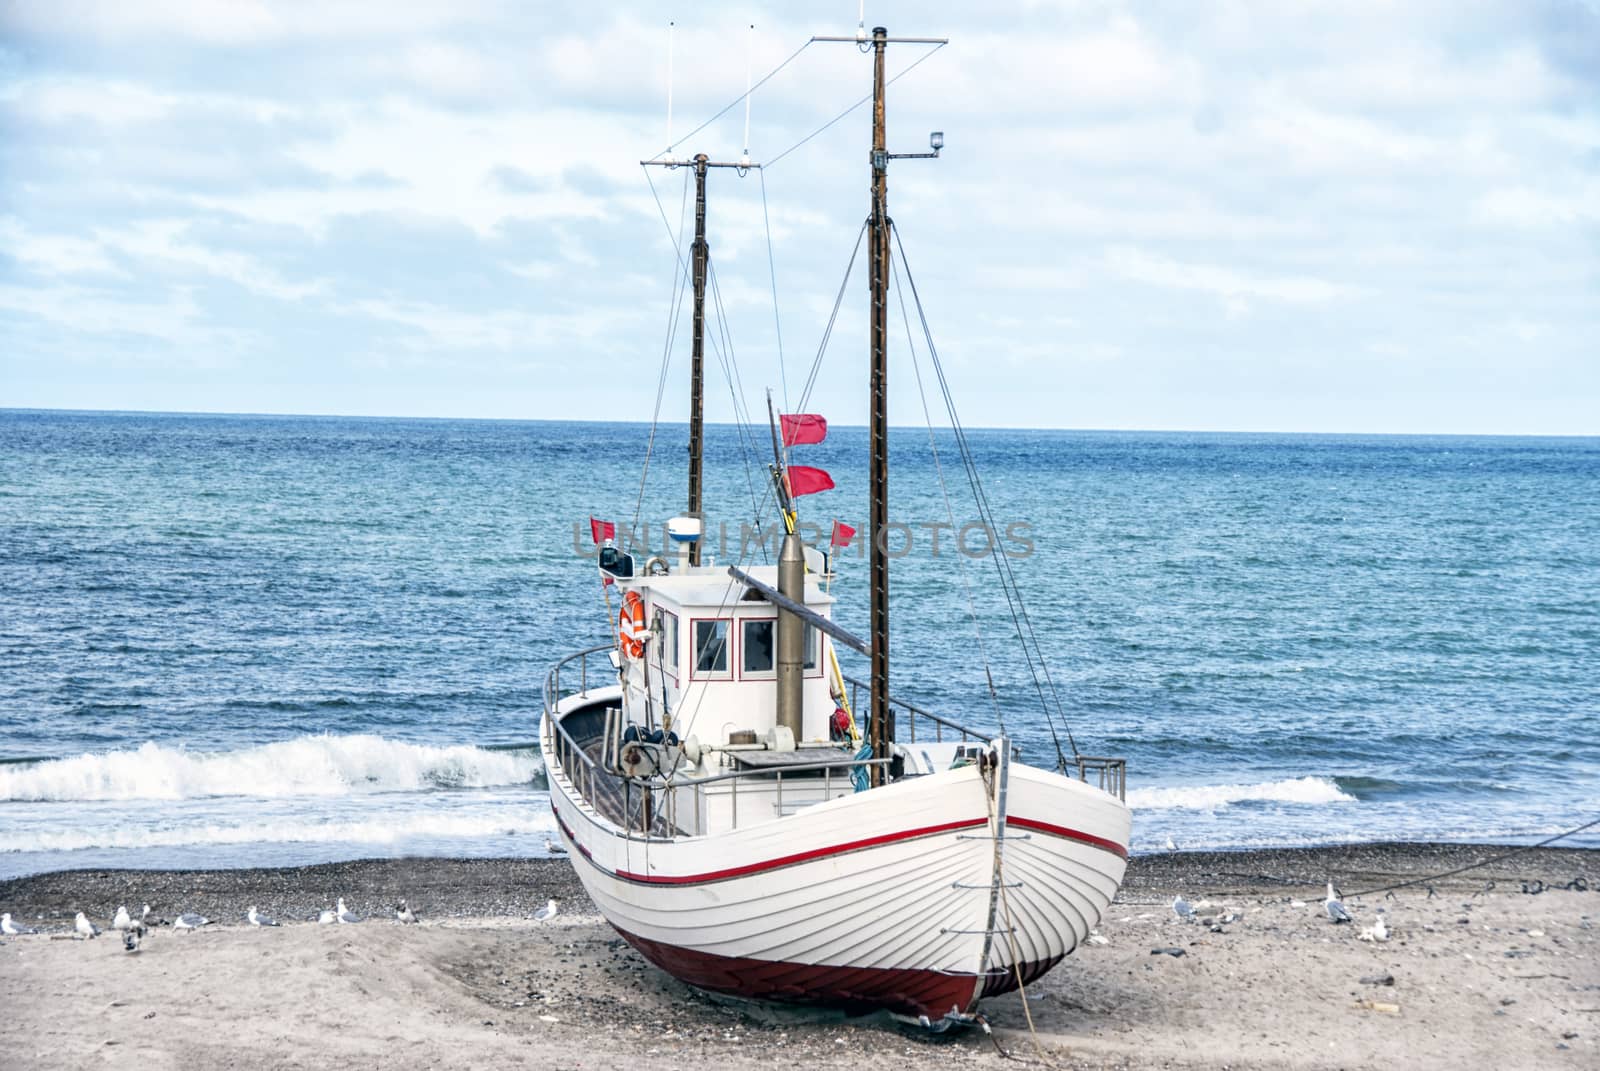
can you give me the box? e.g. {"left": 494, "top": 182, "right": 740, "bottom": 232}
{"left": 1105, "top": 246, "right": 1362, "bottom": 309}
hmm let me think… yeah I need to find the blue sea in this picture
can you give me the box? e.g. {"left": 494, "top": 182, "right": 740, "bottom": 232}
{"left": 2, "top": 409, "right": 1597, "bottom": 879}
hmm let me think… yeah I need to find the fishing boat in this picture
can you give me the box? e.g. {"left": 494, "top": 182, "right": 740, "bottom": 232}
{"left": 539, "top": 26, "right": 1131, "bottom": 1028}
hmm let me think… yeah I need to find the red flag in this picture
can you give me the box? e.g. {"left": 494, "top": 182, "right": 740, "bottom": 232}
{"left": 787, "top": 465, "right": 834, "bottom": 497}
{"left": 830, "top": 520, "right": 856, "bottom": 548}
{"left": 590, "top": 517, "right": 615, "bottom": 544}
{"left": 780, "top": 413, "right": 827, "bottom": 446}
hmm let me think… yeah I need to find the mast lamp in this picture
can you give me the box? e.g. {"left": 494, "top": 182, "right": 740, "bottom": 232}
{"left": 886, "top": 131, "right": 944, "bottom": 161}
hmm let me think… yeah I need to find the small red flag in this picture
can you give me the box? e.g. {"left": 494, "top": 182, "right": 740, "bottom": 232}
{"left": 780, "top": 413, "right": 827, "bottom": 446}
{"left": 787, "top": 465, "right": 834, "bottom": 497}
{"left": 590, "top": 517, "right": 615, "bottom": 544}
{"left": 830, "top": 520, "right": 856, "bottom": 548}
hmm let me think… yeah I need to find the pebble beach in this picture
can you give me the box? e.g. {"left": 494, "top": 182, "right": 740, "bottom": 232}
{"left": 3, "top": 844, "right": 1595, "bottom": 1070}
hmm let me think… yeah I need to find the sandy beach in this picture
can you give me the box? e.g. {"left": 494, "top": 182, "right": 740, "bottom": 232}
{"left": 2, "top": 844, "right": 1596, "bottom": 1070}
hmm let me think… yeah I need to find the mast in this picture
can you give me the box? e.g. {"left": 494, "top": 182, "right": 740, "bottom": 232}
{"left": 641, "top": 151, "right": 752, "bottom": 565}
{"left": 688, "top": 152, "right": 709, "bottom": 563}
{"left": 867, "top": 26, "right": 892, "bottom": 784}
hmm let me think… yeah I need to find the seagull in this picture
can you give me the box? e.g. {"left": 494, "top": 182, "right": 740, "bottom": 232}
{"left": 2, "top": 913, "right": 36, "bottom": 935}
{"left": 1325, "top": 882, "right": 1353, "bottom": 924}
{"left": 1164, "top": 836, "right": 1179, "bottom": 852}
{"left": 336, "top": 898, "right": 361, "bottom": 924}
{"left": 1172, "top": 895, "right": 1195, "bottom": 921}
{"left": 123, "top": 928, "right": 141, "bottom": 953}
{"left": 395, "top": 900, "right": 417, "bottom": 925}
{"left": 75, "top": 912, "right": 101, "bottom": 939}
{"left": 112, "top": 905, "right": 133, "bottom": 932}
{"left": 1360, "top": 914, "right": 1390, "bottom": 942}
{"left": 545, "top": 837, "right": 568, "bottom": 855}
{"left": 174, "top": 913, "right": 210, "bottom": 931}
{"left": 141, "top": 905, "right": 169, "bottom": 928}
{"left": 532, "top": 899, "right": 559, "bottom": 923}
{"left": 317, "top": 909, "right": 336, "bottom": 925}
{"left": 246, "top": 906, "right": 278, "bottom": 927}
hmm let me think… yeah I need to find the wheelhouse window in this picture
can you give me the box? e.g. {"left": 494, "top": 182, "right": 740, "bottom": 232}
{"left": 658, "top": 610, "right": 679, "bottom": 676}
{"left": 804, "top": 625, "right": 820, "bottom": 672}
{"left": 742, "top": 618, "right": 775, "bottom": 678}
{"left": 692, "top": 619, "right": 731, "bottom": 679}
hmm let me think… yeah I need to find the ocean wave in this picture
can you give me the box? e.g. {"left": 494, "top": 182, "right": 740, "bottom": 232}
{"left": 0, "top": 734, "right": 544, "bottom": 802}
{"left": 1128, "top": 775, "right": 1357, "bottom": 811}
{"left": 3, "top": 811, "right": 555, "bottom": 854}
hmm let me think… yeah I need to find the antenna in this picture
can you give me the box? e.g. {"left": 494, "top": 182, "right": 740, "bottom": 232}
{"left": 741, "top": 24, "right": 754, "bottom": 168}
{"left": 856, "top": 1, "right": 866, "bottom": 42}
{"left": 666, "top": 21, "right": 676, "bottom": 163}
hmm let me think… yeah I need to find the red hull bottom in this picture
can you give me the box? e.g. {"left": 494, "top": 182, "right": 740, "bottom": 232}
{"left": 615, "top": 925, "right": 1067, "bottom": 1020}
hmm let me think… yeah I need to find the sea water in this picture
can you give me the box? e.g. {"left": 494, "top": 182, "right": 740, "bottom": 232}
{"left": 1, "top": 410, "right": 1596, "bottom": 878}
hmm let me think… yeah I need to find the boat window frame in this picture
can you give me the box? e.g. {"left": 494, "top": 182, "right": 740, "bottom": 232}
{"left": 689, "top": 616, "right": 733, "bottom": 681}
{"left": 739, "top": 617, "right": 777, "bottom": 680}
{"left": 656, "top": 608, "right": 679, "bottom": 684}
{"left": 732, "top": 615, "right": 824, "bottom": 680}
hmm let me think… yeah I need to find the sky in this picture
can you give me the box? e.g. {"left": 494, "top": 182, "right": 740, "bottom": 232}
{"left": 1, "top": 0, "right": 1597, "bottom": 434}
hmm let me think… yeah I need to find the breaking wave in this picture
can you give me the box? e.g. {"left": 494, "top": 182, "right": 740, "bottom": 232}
{"left": 0, "top": 734, "right": 544, "bottom": 802}
{"left": 1128, "top": 775, "right": 1357, "bottom": 811}
{"left": 4, "top": 811, "right": 555, "bottom": 855}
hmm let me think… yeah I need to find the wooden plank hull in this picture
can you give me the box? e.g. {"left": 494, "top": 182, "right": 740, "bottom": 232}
{"left": 542, "top": 697, "right": 1130, "bottom": 1021}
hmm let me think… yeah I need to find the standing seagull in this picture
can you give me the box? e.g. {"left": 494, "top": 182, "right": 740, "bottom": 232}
{"left": 174, "top": 913, "right": 210, "bottom": 932}
{"left": 1172, "top": 895, "right": 1195, "bottom": 921}
{"left": 336, "top": 898, "right": 361, "bottom": 924}
{"left": 532, "top": 899, "right": 559, "bottom": 923}
{"left": 123, "top": 926, "right": 142, "bottom": 953}
{"left": 141, "top": 904, "right": 169, "bottom": 928}
{"left": 246, "top": 906, "right": 278, "bottom": 927}
{"left": 112, "top": 905, "right": 133, "bottom": 932}
{"left": 394, "top": 900, "right": 418, "bottom": 925}
{"left": 75, "top": 912, "right": 101, "bottom": 939}
{"left": 1324, "top": 882, "right": 1353, "bottom": 924}
{"left": 2, "top": 913, "right": 37, "bottom": 935}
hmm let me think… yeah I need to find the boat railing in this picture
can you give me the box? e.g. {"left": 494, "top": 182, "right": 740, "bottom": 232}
{"left": 842, "top": 674, "right": 1001, "bottom": 748}
{"left": 1074, "top": 755, "right": 1127, "bottom": 801}
{"left": 543, "top": 645, "right": 892, "bottom": 838}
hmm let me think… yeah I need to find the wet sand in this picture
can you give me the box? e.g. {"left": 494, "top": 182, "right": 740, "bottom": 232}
{"left": 2, "top": 844, "right": 1596, "bottom": 1070}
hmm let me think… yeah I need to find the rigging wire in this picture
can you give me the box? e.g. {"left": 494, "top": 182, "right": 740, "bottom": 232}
{"left": 893, "top": 226, "right": 1081, "bottom": 766}
{"left": 633, "top": 166, "right": 696, "bottom": 536}
{"left": 796, "top": 222, "right": 867, "bottom": 413}
{"left": 892, "top": 255, "right": 1007, "bottom": 733}
{"left": 758, "top": 168, "right": 790, "bottom": 415}
{"left": 763, "top": 43, "right": 947, "bottom": 171}
{"left": 644, "top": 38, "right": 814, "bottom": 164}
{"left": 706, "top": 260, "right": 772, "bottom": 554}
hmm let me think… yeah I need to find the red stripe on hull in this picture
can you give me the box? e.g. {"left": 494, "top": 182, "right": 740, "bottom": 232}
{"left": 613, "top": 817, "right": 988, "bottom": 885}
{"left": 1008, "top": 815, "right": 1130, "bottom": 860}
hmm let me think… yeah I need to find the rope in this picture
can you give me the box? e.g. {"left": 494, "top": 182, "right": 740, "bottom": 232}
{"left": 1341, "top": 814, "right": 1600, "bottom": 899}
{"left": 980, "top": 759, "right": 1050, "bottom": 1064}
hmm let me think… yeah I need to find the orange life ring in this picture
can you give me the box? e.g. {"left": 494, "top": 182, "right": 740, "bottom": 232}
{"left": 617, "top": 590, "right": 646, "bottom": 659}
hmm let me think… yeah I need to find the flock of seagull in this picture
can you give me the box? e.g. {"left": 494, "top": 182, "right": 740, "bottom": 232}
{"left": 1, "top": 896, "right": 561, "bottom": 953}
{"left": 1170, "top": 879, "right": 1391, "bottom": 941}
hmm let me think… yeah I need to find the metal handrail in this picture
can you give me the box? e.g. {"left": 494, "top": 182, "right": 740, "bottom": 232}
{"left": 542, "top": 644, "right": 889, "bottom": 838}
{"left": 841, "top": 673, "right": 998, "bottom": 747}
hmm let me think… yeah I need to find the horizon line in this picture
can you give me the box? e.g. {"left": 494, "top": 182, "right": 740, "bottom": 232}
{"left": 2, "top": 405, "right": 1595, "bottom": 440}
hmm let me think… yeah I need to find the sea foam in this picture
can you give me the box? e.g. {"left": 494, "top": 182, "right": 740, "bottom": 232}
{"left": 0, "top": 734, "right": 543, "bottom": 802}
{"left": 1128, "top": 775, "right": 1357, "bottom": 811}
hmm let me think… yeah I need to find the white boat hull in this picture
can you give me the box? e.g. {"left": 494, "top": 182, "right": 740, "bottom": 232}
{"left": 541, "top": 693, "right": 1131, "bottom": 1019}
